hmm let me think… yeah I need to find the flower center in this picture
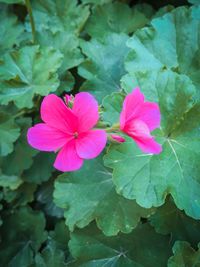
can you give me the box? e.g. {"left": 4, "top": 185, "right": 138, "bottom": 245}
{"left": 73, "top": 132, "right": 78, "bottom": 139}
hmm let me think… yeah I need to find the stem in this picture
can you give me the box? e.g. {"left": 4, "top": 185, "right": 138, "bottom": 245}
{"left": 25, "top": 0, "right": 36, "bottom": 44}
{"left": 105, "top": 123, "right": 120, "bottom": 133}
{"left": 14, "top": 108, "right": 35, "bottom": 119}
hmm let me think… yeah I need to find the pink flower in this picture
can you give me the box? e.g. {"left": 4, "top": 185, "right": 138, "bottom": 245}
{"left": 120, "top": 88, "right": 162, "bottom": 154}
{"left": 27, "top": 93, "right": 107, "bottom": 172}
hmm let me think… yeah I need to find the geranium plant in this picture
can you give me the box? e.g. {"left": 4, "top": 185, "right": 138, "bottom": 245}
{"left": 0, "top": 0, "right": 199, "bottom": 266}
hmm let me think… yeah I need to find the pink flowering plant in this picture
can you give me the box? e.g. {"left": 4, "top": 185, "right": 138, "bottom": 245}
{"left": 27, "top": 88, "right": 162, "bottom": 172}
{"left": 0, "top": 1, "right": 199, "bottom": 266}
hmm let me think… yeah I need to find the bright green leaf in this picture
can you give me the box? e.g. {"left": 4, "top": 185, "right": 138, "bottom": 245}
{"left": 102, "top": 92, "right": 124, "bottom": 125}
{"left": 85, "top": 3, "right": 154, "bottom": 39}
{"left": 79, "top": 33, "right": 130, "bottom": 102}
{"left": 125, "top": 6, "right": 200, "bottom": 93}
{"left": 27, "top": 0, "right": 89, "bottom": 34}
{"left": 54, "top": 156, "right": 153, "bottom": 236}
{"left": 37, "top": 30, "right": 84, "bottom": 74}
{"left": 105, "top": 70, "right": 200, "bottom": 219}
{"left": 0, "top": 8, "right": 24, "bottom": 54}
{"left": 0, "top": 46, "right": 63, "bottom": 108}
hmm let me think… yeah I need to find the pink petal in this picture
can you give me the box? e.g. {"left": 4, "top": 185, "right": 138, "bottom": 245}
{"left": 27, "top": 123, "right": 69, "bottom": 151}
{"left": 54, "top": 140, "right": 83, "bottom": 172}
{"left": 76, "top": 130, "right": 107, "bottom": 159}
{"left": 110, "top": 134, "right": 126, "bottom": 143}
{"left": 124, "top": 119, "right": 151, "bottom": 139}
{"left": 135, "top": 102, "right": 161, "bottom": 131}
{"left": 72, "top": 92, "right": 99, "bottom": 132}
{"left": 123, "top": 119, "right": 162, "bottom": 154}
{"left": 41, "top": 94, "right": 78, "bottom": 133}
{"left": 134, "top": 136, "right": 162, "bottom": 154}
{"left": 120, "top": 88, "right": 144, "bottom": 129}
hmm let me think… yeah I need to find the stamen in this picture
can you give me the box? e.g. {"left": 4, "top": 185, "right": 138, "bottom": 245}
{"left": 74, "top": 132, "right": 78, "bottom": 139}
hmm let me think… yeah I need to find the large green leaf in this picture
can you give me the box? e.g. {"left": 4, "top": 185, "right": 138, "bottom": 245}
{"left": 78, "top": 33, "right": 130, "bottom": 102}
{"left": 104, "top": 70, "right": 200, "bottom": 219}
{"left": 0, "top": 46, "right": 63, "bottom": 108}
{"left": 85, "top": 3, "right": 154, "bottom": 39}
{"left": 125, "top": 5, "right": 200, "bottom": 93}
{"left": 0, "top": 206, "right": 47, "bottom": 267}
{"left": 168, "top": 241, "right": 200, "bottom": 267}
{"left": 0, "top": 9, "right": 24, "bottom": 54}
{"left": 0, "top": 110, "right": 20, "bottom": 156}
{"left": 69, "top": 223, "right": 172, "bottom": 267}
{"left": 150, "top": 198, "right": 200, "bottom": 247}
{"left": 27, "top": 0, "right": 89, "bottom": 34}
{"left": 37, "top": 30, "right": 84, "bottom": 73}
{"left": 54, "top": 156, "right": 153, "bottom": 236}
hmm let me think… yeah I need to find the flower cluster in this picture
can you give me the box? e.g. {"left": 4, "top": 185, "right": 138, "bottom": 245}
{"left": 27, "top": 88, "right": 162, "bottom": 172}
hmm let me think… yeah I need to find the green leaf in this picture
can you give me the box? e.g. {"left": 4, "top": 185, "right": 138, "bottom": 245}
{"left": 188, "top": 0, "right": 200, "bottom": 5}
{"left": 102, "top": 92, "right": 124, "bottom": 125}
{"left": 125, "top": 5, "right": 200, "bottom": 93}
{"left": 85, "top": 3, "right": 154, "bottom": 39}
{"left": 78, "top": 33, "right": 130, "bottom": 102}
{"left": 0, "top": 170, "right": 22, "bottom": 190}
{"left": 168, "top": 241, "right": 200, "bottom": 267}
{"left": 37, "top": 30, "right": 84, "bottom": 74}
{"left": 81, "top": 0, "right": 112, "bottom": 4}
{"left": 0, "top": 0, "right": 23, "bottom": 4}
{"left": 150, "top": 198, "right": 200, "bottom": 247}
{"left": 36, "top": 179, "right": 64, "bottom": 218}
{"left": 0, "top": 110, "right": 20, "bottom": 156}
{"left": 0, "top": 8, "right": 24, "bottom": 54}
{"left": 69, "top": 223, "right": 172, "bottom": 267}
{"left": 0, "top": 45, "right": 63, "bottom": 108}
{"left": 54, "top": 156, "right": 153, "bottom": 236}
{"left": 1, "top": 118, "right": 37, "bottom": 176}
{"left": 32, "top": 221, "right": 69, "bottom": 267}
{"left": 0, "top": 206, "right": 47, "bottom": 267}
{"left": 105, "top": 70, "right": 200, "bottom": 219}
{"left": 28, "top": 0, "right": 89, "bottom": 34}
{"left": 23, "top": 153, "right": 55, "bottom": 184}
{"left": 3, "top": 182, "right": 37, "bottom": 206}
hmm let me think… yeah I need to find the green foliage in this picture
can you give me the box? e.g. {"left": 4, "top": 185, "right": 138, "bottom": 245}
{"left": 168, "top": 241, "right": 200, "bottom": 266}
{"left": 69, "top": 223, "right": 172, "bottom": 267}
{"left": 0, "top": 0, "right": 200, "bottom": 265}
{"left": 54, "top": 155, "right": 153, "bottom": 236}
{"left": 0, "top": 46, "right": 63, "bottom": 108}
{"left": 79, "top": 33, "right": 130, "bottom": 101}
